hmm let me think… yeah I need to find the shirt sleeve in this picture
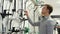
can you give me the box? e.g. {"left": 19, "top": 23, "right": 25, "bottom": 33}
{"left": 27, "top": 17, "right": 40, "bottom": 26}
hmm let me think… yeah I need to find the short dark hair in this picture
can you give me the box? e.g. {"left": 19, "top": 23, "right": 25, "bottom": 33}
{"left": 44, "top": 4, "right": 53, "bottom": 14}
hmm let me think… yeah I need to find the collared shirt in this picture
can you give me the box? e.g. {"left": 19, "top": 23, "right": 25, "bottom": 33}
{"left": 28, "top": 16, "right": 56, "bottom": 34}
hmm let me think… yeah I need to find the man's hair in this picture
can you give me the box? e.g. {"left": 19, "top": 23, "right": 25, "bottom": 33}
{"left": 44, "top": 4, "right": 53, "bottom": 14}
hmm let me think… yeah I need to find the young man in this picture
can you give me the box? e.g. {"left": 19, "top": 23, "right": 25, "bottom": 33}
{"left": 25, "top": 4, "right": 56, "bottom": 34}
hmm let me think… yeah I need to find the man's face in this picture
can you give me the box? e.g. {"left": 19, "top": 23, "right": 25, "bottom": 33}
{"left": 41, "top": 6, "right": 49, "bottom": 14}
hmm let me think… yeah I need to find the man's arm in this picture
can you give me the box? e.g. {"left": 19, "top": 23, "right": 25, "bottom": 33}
{"left": 25, "top": 10, "right": 40, "bottom": 26}
{"left": 27, "top": 17, "right": 40, "bottom": 26}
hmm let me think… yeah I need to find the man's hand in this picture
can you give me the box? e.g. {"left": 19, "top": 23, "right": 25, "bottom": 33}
{"left": 25, "top": 10, "right": 29, "bottom": 17}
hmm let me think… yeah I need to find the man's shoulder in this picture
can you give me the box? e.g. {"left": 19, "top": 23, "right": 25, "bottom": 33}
{"left": 47, "top": 18, "right": 56, "bottom": 25}
{"left": 47, "top": 17, "right": 55, "bottom": 22}
{"left": 48, "top": 19, "right": 54, "bottom": 22}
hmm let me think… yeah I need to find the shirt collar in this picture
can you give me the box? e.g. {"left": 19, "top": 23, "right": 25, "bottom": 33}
{"left": 42, "top": 16, "right": 50, "bottom": 19}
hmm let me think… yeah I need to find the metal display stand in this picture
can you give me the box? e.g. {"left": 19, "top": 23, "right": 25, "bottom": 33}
{"left": 1, "top": 0, "right": 28, "bottom": 34}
